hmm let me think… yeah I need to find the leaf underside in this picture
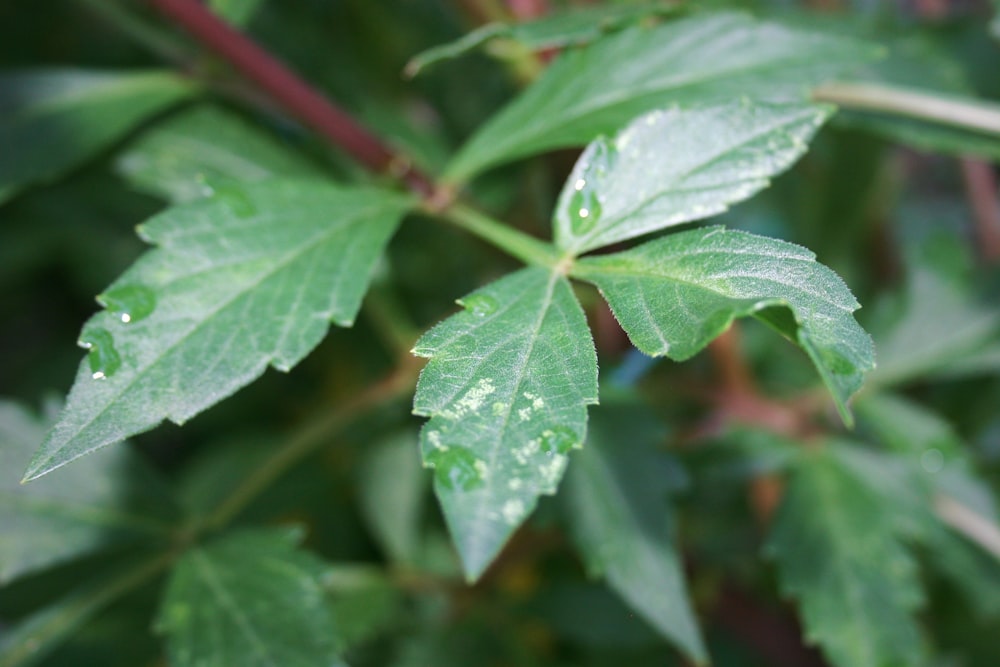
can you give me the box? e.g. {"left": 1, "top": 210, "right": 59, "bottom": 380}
{"left": 573, "top": 226, "right": 874, "bottom": 424}
{"left": 413, "top": 267, "right": 598, "bottom": 581}
{"left": 24, "top": 180, "right": 412, "bottom": 481}
{"left": 553, "top": 100, "right": 830, "bottom": 254}
{"left": 445, "top": 11, "right": 877, "bottom": 180}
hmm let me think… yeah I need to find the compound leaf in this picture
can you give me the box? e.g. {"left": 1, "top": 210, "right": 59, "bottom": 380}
{"left": 554, "top": 101, "right": 829, "bottom": 255}
{"left": 413, "top": 267, "right": 598, "bottom": 581}
{"left": 156, "top": 528, "right": 346, "bottom": 667}
{"left": 24, "top": 181, "right": 413, "bottom": 481}
{"left": 445, "top": 11, "right": 877, "bottom": 181}
{"left": 766, "top": 446, "right": 925, "bottom": 667}
{"left": 0, "top": 400, "right": 176, "bottom": 584}
{"left": 565, "top": 397, "right": 706, "bottom": 663}
{"left": 0, "top": 69, "right": 192, "bottom": 204}
{"left": 572, "top": 226, "right": 874, "bottom": 424}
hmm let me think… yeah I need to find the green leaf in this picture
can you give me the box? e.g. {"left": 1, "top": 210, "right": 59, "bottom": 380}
{"left": 564, "top": 396, "right": 706, "bottom": 663}
{"left": 208, "top": 0, "right": 265, "bottom": 27}
{"left": 358, "top": 430, "right": 428, "bottom": 565}
{"left": 572, "top": 226, "right": 874, "bottom": 424}
{"left": 412, "top": 267, "right": 598, "bottom": 581}
{"left": 0, "top": 551, "right": 171, "bottom": 667}
{"left": 0, "top": 400, "right": 176, "bottom": 584}
{"left": 156, "top": 528, "right": 346, "bottom": 667}
{"left": 24, "top": 181, "right": 413, "bottom": 481}
{"left": 0, "top": 69, "right": 193, "bottom": 204}
{"left": 405, "top": 1, "right": 679, "bottom": 76}
{"left": 444, "top": 11, "right": 877, "bottom": 181}
{"left": 554, "top": 101, "right": 830, "bottom": 255}
{"left": 766, "top": 446, "right": 926, "bottom": 667}
{"left": 117, "top": 105, "right": 325, "bottom": 203}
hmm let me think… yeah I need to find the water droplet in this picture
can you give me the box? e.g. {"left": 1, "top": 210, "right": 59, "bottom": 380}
{"left": 426, "top": 446, "right": 485, "bottom": 491}
{"left": 568, "top": 186, "right": 601, "bottom": 236}
{"left": 540, "top": 426, "right": 579, "bottom": 455}
{"left": 921, "top": 449, "right": 944, "bottom": 474}
{"left": 78, "top": 328, "right": 121, "bottom": 379}
{"left": 98, "top": 284, "right": 157, "bottom": 324}
{"left": 215, "top": 188, "right": 257, "bottom": 218}
{"left": 463, "top": 294, "right": 498, "bottom": 318}
{"left": 566, "top": 138, "right": 615, "bottom": 236}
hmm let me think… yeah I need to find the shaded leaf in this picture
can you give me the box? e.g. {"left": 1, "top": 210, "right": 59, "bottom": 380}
{"left": 554, "top": 101, "right": 830, "bottom": 254}
{"left": 0, "top": 69, "right": 192, "bottom": 204}
{"left": 209, "top": 0, "right": 265, "bottom": 27}
{"left": 0, "top": 400, "right": 176, "bottom": 584}
{"left": 413, "top": 267, "right": 598, "bottom": 580}
{"left": 117, "top": 105, "right": 325, "bottom": 203}
{"left": 766, "top": 446, "right": 926, "bottom": 667}
{"left": 564, "top": 396, "right": 706, "bottom": 663}
{"left": 405, "top": 1, "right": 678, "bottom": 76}
{"left": 573, "top": 226, "right": 874, "bottom": 424}
{"left": 24, "top": 181, "right": 413, "bottom": 480}
{"left": 445, "top": 11, "right": 877, "bottom": 180}
{"left": 157, "top": 528, "right": 346, "bottom": 667}
{"left": 358, "top": 430, "right": 428, "bottom": 565}
{"left": 324, "top": 565, "right": 403, "bottom": 650}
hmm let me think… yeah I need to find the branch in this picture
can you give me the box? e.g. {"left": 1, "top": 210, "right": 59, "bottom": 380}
{"left": 146, "top": 0, "right": 435, "bottom": 196}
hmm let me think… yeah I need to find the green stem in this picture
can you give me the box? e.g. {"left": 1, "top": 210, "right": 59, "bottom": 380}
{"left": 77, "top": 0, "right": 191, "bottom": 65}
{"left": 814, "top": 81, "right": 1000, "bottom": 136}
{"left": 443, "top": 204, "right": 561, "bottom": 268}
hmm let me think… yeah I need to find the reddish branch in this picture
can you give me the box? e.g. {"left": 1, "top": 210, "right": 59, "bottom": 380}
{"left": 146, "top": 0, "right": 434, "bottom": 196}
{"left": 960, "top": 158, "right": 1000, "bottom": 263}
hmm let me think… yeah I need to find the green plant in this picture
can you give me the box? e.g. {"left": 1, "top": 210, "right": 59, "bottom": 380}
{"left": 2, "top": 1, "right": 1000, "bottom": 665}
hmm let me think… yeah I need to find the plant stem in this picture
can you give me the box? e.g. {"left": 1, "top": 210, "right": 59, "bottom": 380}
{"left": 78, "top": 0, "right": 191, "bottom": 65}
{"left": 813, "top": 81, "right": 1000, "bottom": 137}
{"left": 199, "top": 362, "right": 421, "bottom": 532}
{"left": 146, "top": 0, "right": 435, "bottom": 196}
{"left": 960, "top": 158, "right": 1000, "bottom": 263}
{"left": 443, "top": 204, "right": 562, "bottom": 267}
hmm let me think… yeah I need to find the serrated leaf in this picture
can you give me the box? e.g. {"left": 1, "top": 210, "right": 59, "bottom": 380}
{"left": 0, "top": 400, "right": 176, "bottom": 584}
{"left": 358, "top": 431, "right": 428, "bottom": 565}
{"left": 405, "top": 1, "right": 678, "bottom": 76}
{"left": 0, "top": 69, "right": 192, "bottom": 204}
{"left": 572, "top": 226, "right": 874, "bottom": 424}
{"left": 156, "top": 528, "right": 346, "bottom": 667}
{"left": 766, "top": 446, "right": 926, "bottom": 667}
{"left": 564, "top": 397, "right": 706, "bottom": 663}
{"left": 117, "top": 105, "right": 325, "bottom": 203}
{"left": 554, "top": 101, "right": 829, "bottom": 255}
{"left": 444, "top": 11, "right": 877, "bottom": 181}
{"left": 24, "top": 181, "right": 413, "bottom": 481}
{"left": 412, "top": 267, "right": 598, "bottom": 580}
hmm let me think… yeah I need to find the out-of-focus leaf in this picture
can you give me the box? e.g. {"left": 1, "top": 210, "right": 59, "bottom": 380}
{"left": 156, "top": 528, "right": 346, "bottom": 667}
{"left": 116, "top": 105, "right": 324, "bottom": 203}
{"left": 358, "top": 430, "right": 427, "bottom": 565}
{"left": 209, "top": 0, "right": 265, "bottom": 26}
{"left": 405, "top": 1, "right": 679, "bottom": 76}
{"left": 871, "top": 266, "right": 1000, "bottom": 387}
{"left": 766, "top": 446, "right": 926, "bottom": 667}
{"left": 0, "top": 400, "right": 176, "bottom": 584}
{"left": 564, "top": 397, "right": 706, "bottom": 663}
{"left": 323, "top": 565, "right": 403, "bottom": 650}
{"left": 0, "top": 551, "right": 171, "bottom": 667}
{"left": 0, "top": 69, "right": 193, "bottom": 204}
{"left": 23, "top": 181, "right": 413, "bottom": 481}
{"left": 444, "top": 11, "right": 877, "bottom": 180}
{"left": 923, "top": 522, "right": 1000, "bottom": 620}
{"left": 412, "top": 267, "right": 598, "bottom": 581}
{"left": 553, "top": 101, "right": 829, "bottom": 254}
{"left": 573, "top": 226, "right": 874, "bottom": 425}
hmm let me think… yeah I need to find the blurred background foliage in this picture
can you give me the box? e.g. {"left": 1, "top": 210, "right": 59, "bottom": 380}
{"left": 1, "top": 0, "right": 1000, "bottom": 666}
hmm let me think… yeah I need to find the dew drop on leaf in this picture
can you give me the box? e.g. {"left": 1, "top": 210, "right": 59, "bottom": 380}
{"left": 78, "top": 327, "right": 121, "bottom": 379}
{"left": 540, "top": 426, "right": 579, "bottom": 454}
{"left": 98, "top": 284, "right": 157, "bottom": 323}
{"left": 463, "top": 294, "right": 499, "bottom": 318}
{"left": 566, "top": 137, "right": 615, "bottom": 237}
{"left": 426, "top": 445, "right": 486, "bottom": 491}
{"left": 216, "top": 188, "right": 257, "bottom": 218}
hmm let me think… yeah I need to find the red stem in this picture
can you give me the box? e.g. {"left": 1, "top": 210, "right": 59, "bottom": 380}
{"left": 147, "top": 0, "right": 434, "bottom": 196}
{"left": 960, "top": 157, "right": 1000, "bottom": 263}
